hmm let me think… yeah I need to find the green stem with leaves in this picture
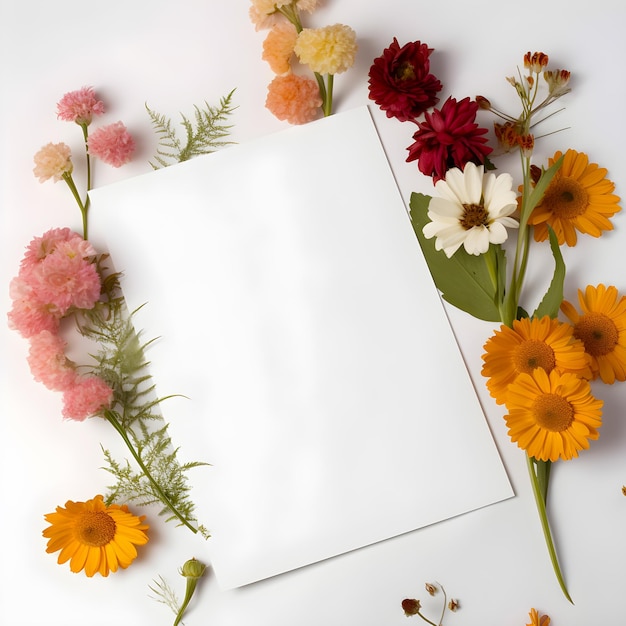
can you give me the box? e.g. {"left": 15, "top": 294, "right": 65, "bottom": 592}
{"left": 103, "top": 409, "right": 199, "bottom": 534}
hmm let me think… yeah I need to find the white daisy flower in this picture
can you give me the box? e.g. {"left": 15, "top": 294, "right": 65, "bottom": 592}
{"left": 422, "top": 162, "right": 519, "bottom": 258}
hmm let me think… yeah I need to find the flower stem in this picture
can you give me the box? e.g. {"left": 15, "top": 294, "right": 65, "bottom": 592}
{"left": 173, "top": 578, "right": 199, "bottom": 626}
{"left": 103, "top": 409, "right": 199, "bottom": 534}
{"left": 63, "top": 172, "right": 89, "bottom": 240}
{"left": 525, "top": 453, "right": 573, "bottom": 603}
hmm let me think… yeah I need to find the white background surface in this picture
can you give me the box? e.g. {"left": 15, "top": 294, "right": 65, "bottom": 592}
{"left": 2, "top": 1, "right": 626, "bottom": 624}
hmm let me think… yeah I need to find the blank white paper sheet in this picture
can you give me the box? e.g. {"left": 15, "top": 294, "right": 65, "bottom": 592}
{"left": 89, "top": 106, "right": 513, "bottom": 589}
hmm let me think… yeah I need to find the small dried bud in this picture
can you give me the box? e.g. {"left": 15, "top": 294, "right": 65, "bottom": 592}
{"left": 543, "top": 69, "right": 571, "bottom": 96}
{"left": 622, "top": 485, "right": 626, "bottom": 496}
{"left": 448, "top": 598, "right": 460, "bottom": 612}
{"left": 518, "top": 133, "right": 535, "bottom": 157}
{"left": 402, "top": 598, "right": 421, "bottom": 616}
{"left": 524, "top": 51, "right": 549, "bottom": 73}
{"left": 475, "top": 95, "right": 491, "bottom": 110}
{"left": 425, "top": 582, "right": 437, "bottom": 596}
{"left": 180, "top": 557, "right": 206, "bottom": 579}
{"left": 530, "top": 164, "right": 543, "bottom": 185}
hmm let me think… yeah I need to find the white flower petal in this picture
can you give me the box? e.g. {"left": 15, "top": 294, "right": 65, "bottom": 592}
{"left": 487, "top": 221, "right": 508, "bottom": 244}
{"left": 462, "top": 162, "right": 484, "bottom": 205}
{"left": 463, "top": 226, "right": 490, "bottom": 255}
{"left": 428, "top": 197, "right": 464, "bottom": 219}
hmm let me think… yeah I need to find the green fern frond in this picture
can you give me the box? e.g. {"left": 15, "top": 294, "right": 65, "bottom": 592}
{"left": 77, "top": 268, "right": 208, "bottom": 533}
{"left": 146, "top": 89, "right": 237, "bottom": 169}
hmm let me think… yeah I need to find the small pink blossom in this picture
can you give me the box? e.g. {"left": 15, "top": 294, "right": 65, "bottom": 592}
{"left": 56, "top": 86, "right": 105, "bottom": 125}
{"left": 21, "top": 228, "right": 94, "bottom": 271}
{"left": 33, "top": 142, "right": 73, "bottom": 183}
{"left": 27, "top": 330, "right": 77, "bottom": 391}
{"left": 62, "top": 376, "right": 114, "bottom": 421}
{"left": 7, "top": 277, "right": 61, "bottom": 338}
{"left": 88, "top": 121, "right": 135, "bottom": 167}
{"left": 265, "top": 73, "right": 322, "bottom": 124}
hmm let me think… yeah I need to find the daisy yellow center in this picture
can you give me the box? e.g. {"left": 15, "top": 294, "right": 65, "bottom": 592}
{"left": 395, "top": 62, "right": 416, "bottom": 81}
{"left": 76, "top": 511, "right": 116, "bottom": 547}
{"left": 513, "top": 340, "right": 556, "bottom": 373}
{"left": 461, "top": 203, "right": 489, "bottom": 230}
{"left": 543, "top": 176, "right": 589, "bottom": 218}
{"left": 532, "top": 393, "right": 574, "bottom": 432}
{"left": 574, "top": 312, "right": 619, "bottom": 356}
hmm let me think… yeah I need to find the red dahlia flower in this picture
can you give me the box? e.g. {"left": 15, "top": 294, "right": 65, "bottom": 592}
{"left": 368, "top": 38, "right": 442, "bottom": 123}
{"left": 406, "top": 96, "right": 492, "bottom": 182}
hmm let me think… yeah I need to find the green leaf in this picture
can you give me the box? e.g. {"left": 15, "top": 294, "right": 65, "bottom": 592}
{"left": 409, "top": 192, "right": 503, "bottom": 322}
{"left": 533, "top": 226, "right": 566, "bottom": 319}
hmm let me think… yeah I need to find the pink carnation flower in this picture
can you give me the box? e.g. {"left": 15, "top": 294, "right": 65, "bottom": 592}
{"left": 62, "top": 376, "right": 114, "bottom": 421}
{"left": 57, "top": 86, "right": 105, "bottom": 126}
{"left": 7, "top": 276, "right": 61, "bottom": 338}
{"left": 27, "top": 330, "right": 77, "bottom": 391}
{"left": 21, "top": 228, "right": 94, "bottom": 271}
{"left": 265, "top": 74, "right": 322, "bottom": 124}
{"left": 88, "top": 121, "right": 135, "bottom": 167}
{"left": 33, "top": 142, "right": 73, "bottom": 183}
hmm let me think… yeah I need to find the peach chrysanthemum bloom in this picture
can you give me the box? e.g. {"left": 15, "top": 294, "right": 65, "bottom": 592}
{"left": 263, "top": 22, "right": 298, "bottom": 74}
{"left": 88, "top": 121, "right": 135, "bottom": 167}
{"left": 265, "top": 74, "right": 322, "bottom": 124}
{"left": 33, "top": 142, "right": 73, "bottom": 183}
{"left": 294, "top": 24, "right": 357, "bottom": 75}
{"left": 57, "top": 86, "right": 105, "bottom": 125}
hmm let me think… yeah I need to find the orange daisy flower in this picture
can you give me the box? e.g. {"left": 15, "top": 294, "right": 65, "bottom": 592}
{"left": 481, "top": 315, "right": 591, "bottom": 405}
{"left": 43, "top": 494, "right": 149, "bottom": 577}
{"left": 561, "top": 284, "right": 626, "bottom": 383}
{"left": 505, "top": 368, "right": 602, "bottom": 462}
{"left": 526, "top": 608, "right": 551, "bottom": 626}
{"left": 528, "top": 148, "right": 621, "bottom": 246}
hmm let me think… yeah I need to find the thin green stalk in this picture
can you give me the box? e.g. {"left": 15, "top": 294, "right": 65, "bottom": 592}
{"left": 323, "top": 74, "right": 334, "bottom": 117}
{"left": 62, "top": 172, "right": 89, "bottom": 240}
{"left": 103, "top": 409, "right": 198, "bottom": 534}
{"left": 526, "top": 453, "right": 573, "bottom": 604}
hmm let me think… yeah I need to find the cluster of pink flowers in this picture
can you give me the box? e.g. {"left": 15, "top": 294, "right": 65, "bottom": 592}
{"left": 250, "top": 0, "right": 357, "bottom": 123}
{"left": 368, "top": 40, "right": 492, "bottom": 182}
{"left": 52, "top": 86, "right": 135, "bottom": 168}
{"left": 8, "top": 228, "right": 113, "bottom": 420}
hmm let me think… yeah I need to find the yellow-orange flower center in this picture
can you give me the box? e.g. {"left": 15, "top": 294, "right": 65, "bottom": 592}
{"left": 532, "top": 393, "right": 574, "bottom": 432}
{"left": 542, "top": 176, "right": 589, "bottom": 218}
{"left": 76, "top": 511, "right": 116, "bottom": 547}
{"left": 461, "top": 203, "right": 488, "bottom": 230}
{"left": 395, "top": 62, "right": 416, "bottom": 81}
{"left": 513, "top": 340, "right": 556, "bottom": 373}
{"left": 574, "top": 312, "right": 619, "bottom": 356}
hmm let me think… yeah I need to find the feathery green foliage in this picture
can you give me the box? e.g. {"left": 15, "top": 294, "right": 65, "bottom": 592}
{"left": 149, "top": 575, "right": 181, "bottom": 616}
{"left": 77, "top": 262, "right": 209, "bottom": 536}
{"left": 146, "top": 90, "right": 237, "bottom": 169}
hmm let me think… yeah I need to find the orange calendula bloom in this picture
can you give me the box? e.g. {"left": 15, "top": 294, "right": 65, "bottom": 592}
{"left": 561, "top": 284, "right": 626, "bottom": 383}
{"left": 43, "top": 494, "right": 149, "bottom": 577}
{"left": 529, "top": 149, "right": 621, "bottom": 246}
{"left": 481, "top": 315, "right": 592, "bottom": 405}
{"left": 505, "top": 368, "right": 602, "bottom": 462}
{"left": 526, "top": 608, "right": 551, "bottom": 626}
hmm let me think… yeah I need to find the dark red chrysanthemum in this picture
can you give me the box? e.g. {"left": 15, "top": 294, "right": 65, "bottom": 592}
{"left": 406, "top": 96, "right": 493, "bottom": 182}
{"left": 367, "top": 38, "right": 442, "bottom": 123}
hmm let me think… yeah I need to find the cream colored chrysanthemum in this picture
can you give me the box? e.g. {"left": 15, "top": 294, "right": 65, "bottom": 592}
{"left": 262, "top": 22, "right": 298, "bottom": 74}
{"left": 294, "top": 24, "right": 357, "bottom": 75}
{"left": 33, "top": 142, "right": 73, "bottom": 183}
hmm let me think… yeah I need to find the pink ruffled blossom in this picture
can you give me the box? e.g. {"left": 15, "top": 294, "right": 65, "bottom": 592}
{"left": 56, "top": 86, "right": 105, "bottom": 126}
{"left": 7, "top": 277, "right": 61, "bottom": 338}
{"left": 21, "top": 228, "right": 95, "bottom": 272}
{"left": 27, "top": 330, "right": 77, "bottom": 391}
{"left": 265, "top": 74, "right": 322, "bottom": 124}
{"left": 62, "top": 376, "right": 114, "bottom": 421}
{"left": 88, "top": 121, "right": 135, "bottom": 167}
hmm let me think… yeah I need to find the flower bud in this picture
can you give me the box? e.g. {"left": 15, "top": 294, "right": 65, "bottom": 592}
{"left": 448, "top": 598, "right": 460, "bottom": 612}
{"left": 425, "top": 582, "right": 438, "bottom": 596}
{"left": 401, "top": 598, "right": 421, "bottom": 616}
{"left": 180, "top": 557, "right": 206, "bottom": 580}
{"left": 475, "top": 95, "right": 491, "bottom": 110}
{"left": 524, "top": 51, "right": 549, "bottom": 73}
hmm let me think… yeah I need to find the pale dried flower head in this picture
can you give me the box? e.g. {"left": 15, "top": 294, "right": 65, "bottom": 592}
{"left": 33, "top": 142, "right": 73, "bottom": 183}
{"left": 424, "top": 582, "right": 437, "bottom": 596}
{"left": 294, "top": 23, "right": 357, "bottom": 75}
{"left": 524, "top": 51, "right": 549, "bottom": 73}
{"left": 543, "top": 69, "right": 571, "bottom": 97}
